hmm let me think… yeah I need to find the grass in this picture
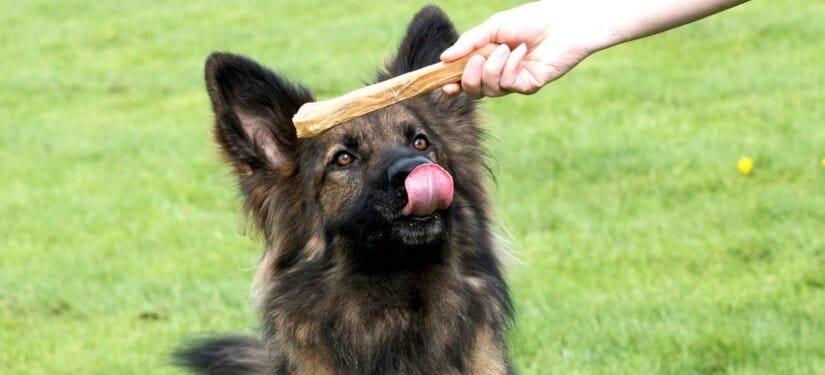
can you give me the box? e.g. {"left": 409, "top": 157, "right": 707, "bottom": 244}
{"left": 1, "top": 0, "right": 823, "bottom": 373}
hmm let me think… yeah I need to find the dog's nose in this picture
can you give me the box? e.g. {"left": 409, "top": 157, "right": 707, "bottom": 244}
{"left": 387, "top": 156, "right": 431, "bottom": 185}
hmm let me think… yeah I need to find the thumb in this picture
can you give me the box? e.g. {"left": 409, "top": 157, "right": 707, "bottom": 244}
{"left": 441, "top": 24, "right": 497, "bottom": 62}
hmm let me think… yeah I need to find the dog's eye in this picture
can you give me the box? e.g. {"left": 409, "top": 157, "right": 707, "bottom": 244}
{"left": 413, "top": 135, "right": 429, "bottom": 151}
{"left": 333, "top": 151, "right": 354, "bottom": 167}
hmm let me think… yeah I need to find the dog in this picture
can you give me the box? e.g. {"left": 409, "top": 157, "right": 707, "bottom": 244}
{"left": 175, "top": 5, "right": 514, "bottom": 374}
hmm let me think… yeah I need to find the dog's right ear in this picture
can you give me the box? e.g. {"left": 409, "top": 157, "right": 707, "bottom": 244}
{"left": 204, "top": 53, "right": 313, "bottom": 175}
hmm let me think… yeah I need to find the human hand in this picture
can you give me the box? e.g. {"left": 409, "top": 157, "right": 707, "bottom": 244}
{"left": 441, "top": 0, "right": 748, "bottom": 98}
{"left": 441, "top": 1, "right": 622, "bottom": 98}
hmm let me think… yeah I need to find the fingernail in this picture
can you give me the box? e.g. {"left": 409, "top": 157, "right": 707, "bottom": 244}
{"left": 495, "top": 44, "right": 509, "bottom": 56}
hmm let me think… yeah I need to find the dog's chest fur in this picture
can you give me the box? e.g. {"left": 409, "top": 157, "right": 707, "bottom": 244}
{"left": 264, "top": 260, "right": 509, "bottom": 374}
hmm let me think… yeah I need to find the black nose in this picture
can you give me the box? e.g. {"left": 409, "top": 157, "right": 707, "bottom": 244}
{"left": 387, "top": 156, "right": 431, "bottom": 185}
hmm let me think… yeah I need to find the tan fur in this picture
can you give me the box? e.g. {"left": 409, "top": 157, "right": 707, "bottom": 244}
{"left": 250, "top": 246, "right": 276, "bottom": 309}
{"left": 468, "top": 328, "right": 507, "bottom": 375}
{"left": 289, "top": 347, "right": 335, "bottom": 375}
{"left": 303, "top": 233, "right": 325, "bottom": 261}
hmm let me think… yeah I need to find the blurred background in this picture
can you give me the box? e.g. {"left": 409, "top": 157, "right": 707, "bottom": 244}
{"left": 1, "top": 1, "right": 823, "bottom": 373}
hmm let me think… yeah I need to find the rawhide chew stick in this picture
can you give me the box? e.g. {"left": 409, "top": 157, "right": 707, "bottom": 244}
{"left": 293, "top": 44, "right": 499, "bottom": 138}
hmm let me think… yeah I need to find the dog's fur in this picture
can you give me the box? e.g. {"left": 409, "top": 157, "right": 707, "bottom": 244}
{"left": 175, "top": 6, "right": 514, "bottom": 374}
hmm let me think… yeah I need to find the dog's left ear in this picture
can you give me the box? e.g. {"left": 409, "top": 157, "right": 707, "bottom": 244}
{"left": 384, "top": 5, "right": 459, "bottom": 77}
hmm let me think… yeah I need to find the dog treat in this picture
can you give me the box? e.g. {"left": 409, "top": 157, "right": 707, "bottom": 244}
{"left": 293, "top": 44, "right": 499, "bottom": 138}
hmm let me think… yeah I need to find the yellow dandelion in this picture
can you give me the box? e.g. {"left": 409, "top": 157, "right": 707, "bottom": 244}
{"left": 104, "top": 27, "right": 116, "bottom": 41}
{"left": 821, "top": 158, "right": 825, "bottom": 168}
{"left": 737, "top": 157, "right": 753, "bottom": 175}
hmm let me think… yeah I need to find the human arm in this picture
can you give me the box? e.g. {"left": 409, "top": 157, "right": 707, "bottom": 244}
{"left": 441, "top": 0, "right": 749, "bottom": 98}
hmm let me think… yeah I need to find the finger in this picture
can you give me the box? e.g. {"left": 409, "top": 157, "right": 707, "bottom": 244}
{"left": 461, "top": 54, "right": 485, "bottom": 100}
{"left": 441, "top": 29, "right": 490, "bottom": 61}
{"left": 441, "top": 82, "right": 462, "bottom": 95}
{"left": 480, "top": 44, "right": 511, "bottom": 97}
{"left": 499, "top": 43, "right": 528, "bottom": 91}
{"left": 440, "top": 19, "right": 500, "bottom": 61}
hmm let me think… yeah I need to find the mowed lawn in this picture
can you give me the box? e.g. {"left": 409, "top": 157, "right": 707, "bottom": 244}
{"left": 1, "top": 0, "right": 823, "bottom": 373}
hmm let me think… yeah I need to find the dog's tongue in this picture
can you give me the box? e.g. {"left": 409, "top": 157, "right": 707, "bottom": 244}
{"left": 402, "top": 163, "right": 454, "bottom": 217}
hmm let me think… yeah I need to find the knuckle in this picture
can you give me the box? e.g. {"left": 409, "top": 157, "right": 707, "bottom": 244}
{"left": 482, "top": 82, "right": 500, "bottom": 97}
{"left": 500, "top": 79, "right": 515, "bottom": 91}
{"left": 483, "top": 64, "right": 500, "bottom": 76}
{"left": 462, "top": 83, "right": 480, "bottom": 95}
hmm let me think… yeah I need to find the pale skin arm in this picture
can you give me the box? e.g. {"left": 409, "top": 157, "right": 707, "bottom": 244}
{"left": 441, "top": 0, "right": 749, "bottom": 99}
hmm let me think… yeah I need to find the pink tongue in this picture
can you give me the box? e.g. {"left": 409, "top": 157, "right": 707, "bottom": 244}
{"left": 402, "top": 163, "right": 454, "bottom": 216}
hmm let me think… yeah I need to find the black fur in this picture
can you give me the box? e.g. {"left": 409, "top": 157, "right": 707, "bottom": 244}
{"left": 205, "top": 52, "right": 312, "bottom": 171}
{"left": 174, "top": 335, "right": 267, "bottom": 375}
{"left": 176, "top": 5, "right": 514, "bottom": 374}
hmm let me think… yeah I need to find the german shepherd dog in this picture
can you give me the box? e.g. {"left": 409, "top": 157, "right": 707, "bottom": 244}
{"left": 176, "top": 5, "right": 514, "bottom": 374}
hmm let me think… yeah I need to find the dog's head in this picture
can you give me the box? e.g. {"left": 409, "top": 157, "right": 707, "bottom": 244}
{"left": 205, "top": 6, "right": 489, "bottom": 273}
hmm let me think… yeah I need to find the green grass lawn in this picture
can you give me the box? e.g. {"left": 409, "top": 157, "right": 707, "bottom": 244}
{"left": 1, "top": 1, "right": 823, "bottom": 373}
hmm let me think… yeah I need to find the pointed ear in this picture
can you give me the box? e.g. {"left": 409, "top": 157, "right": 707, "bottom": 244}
{"left": 384, "top": 5, "right": 459, "bottom": 76}
{"left": 382, "top": 6, "right": 475, "bottom": 117}
{"left": 204, "top": 52, "right": 313, "bottom": 174}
